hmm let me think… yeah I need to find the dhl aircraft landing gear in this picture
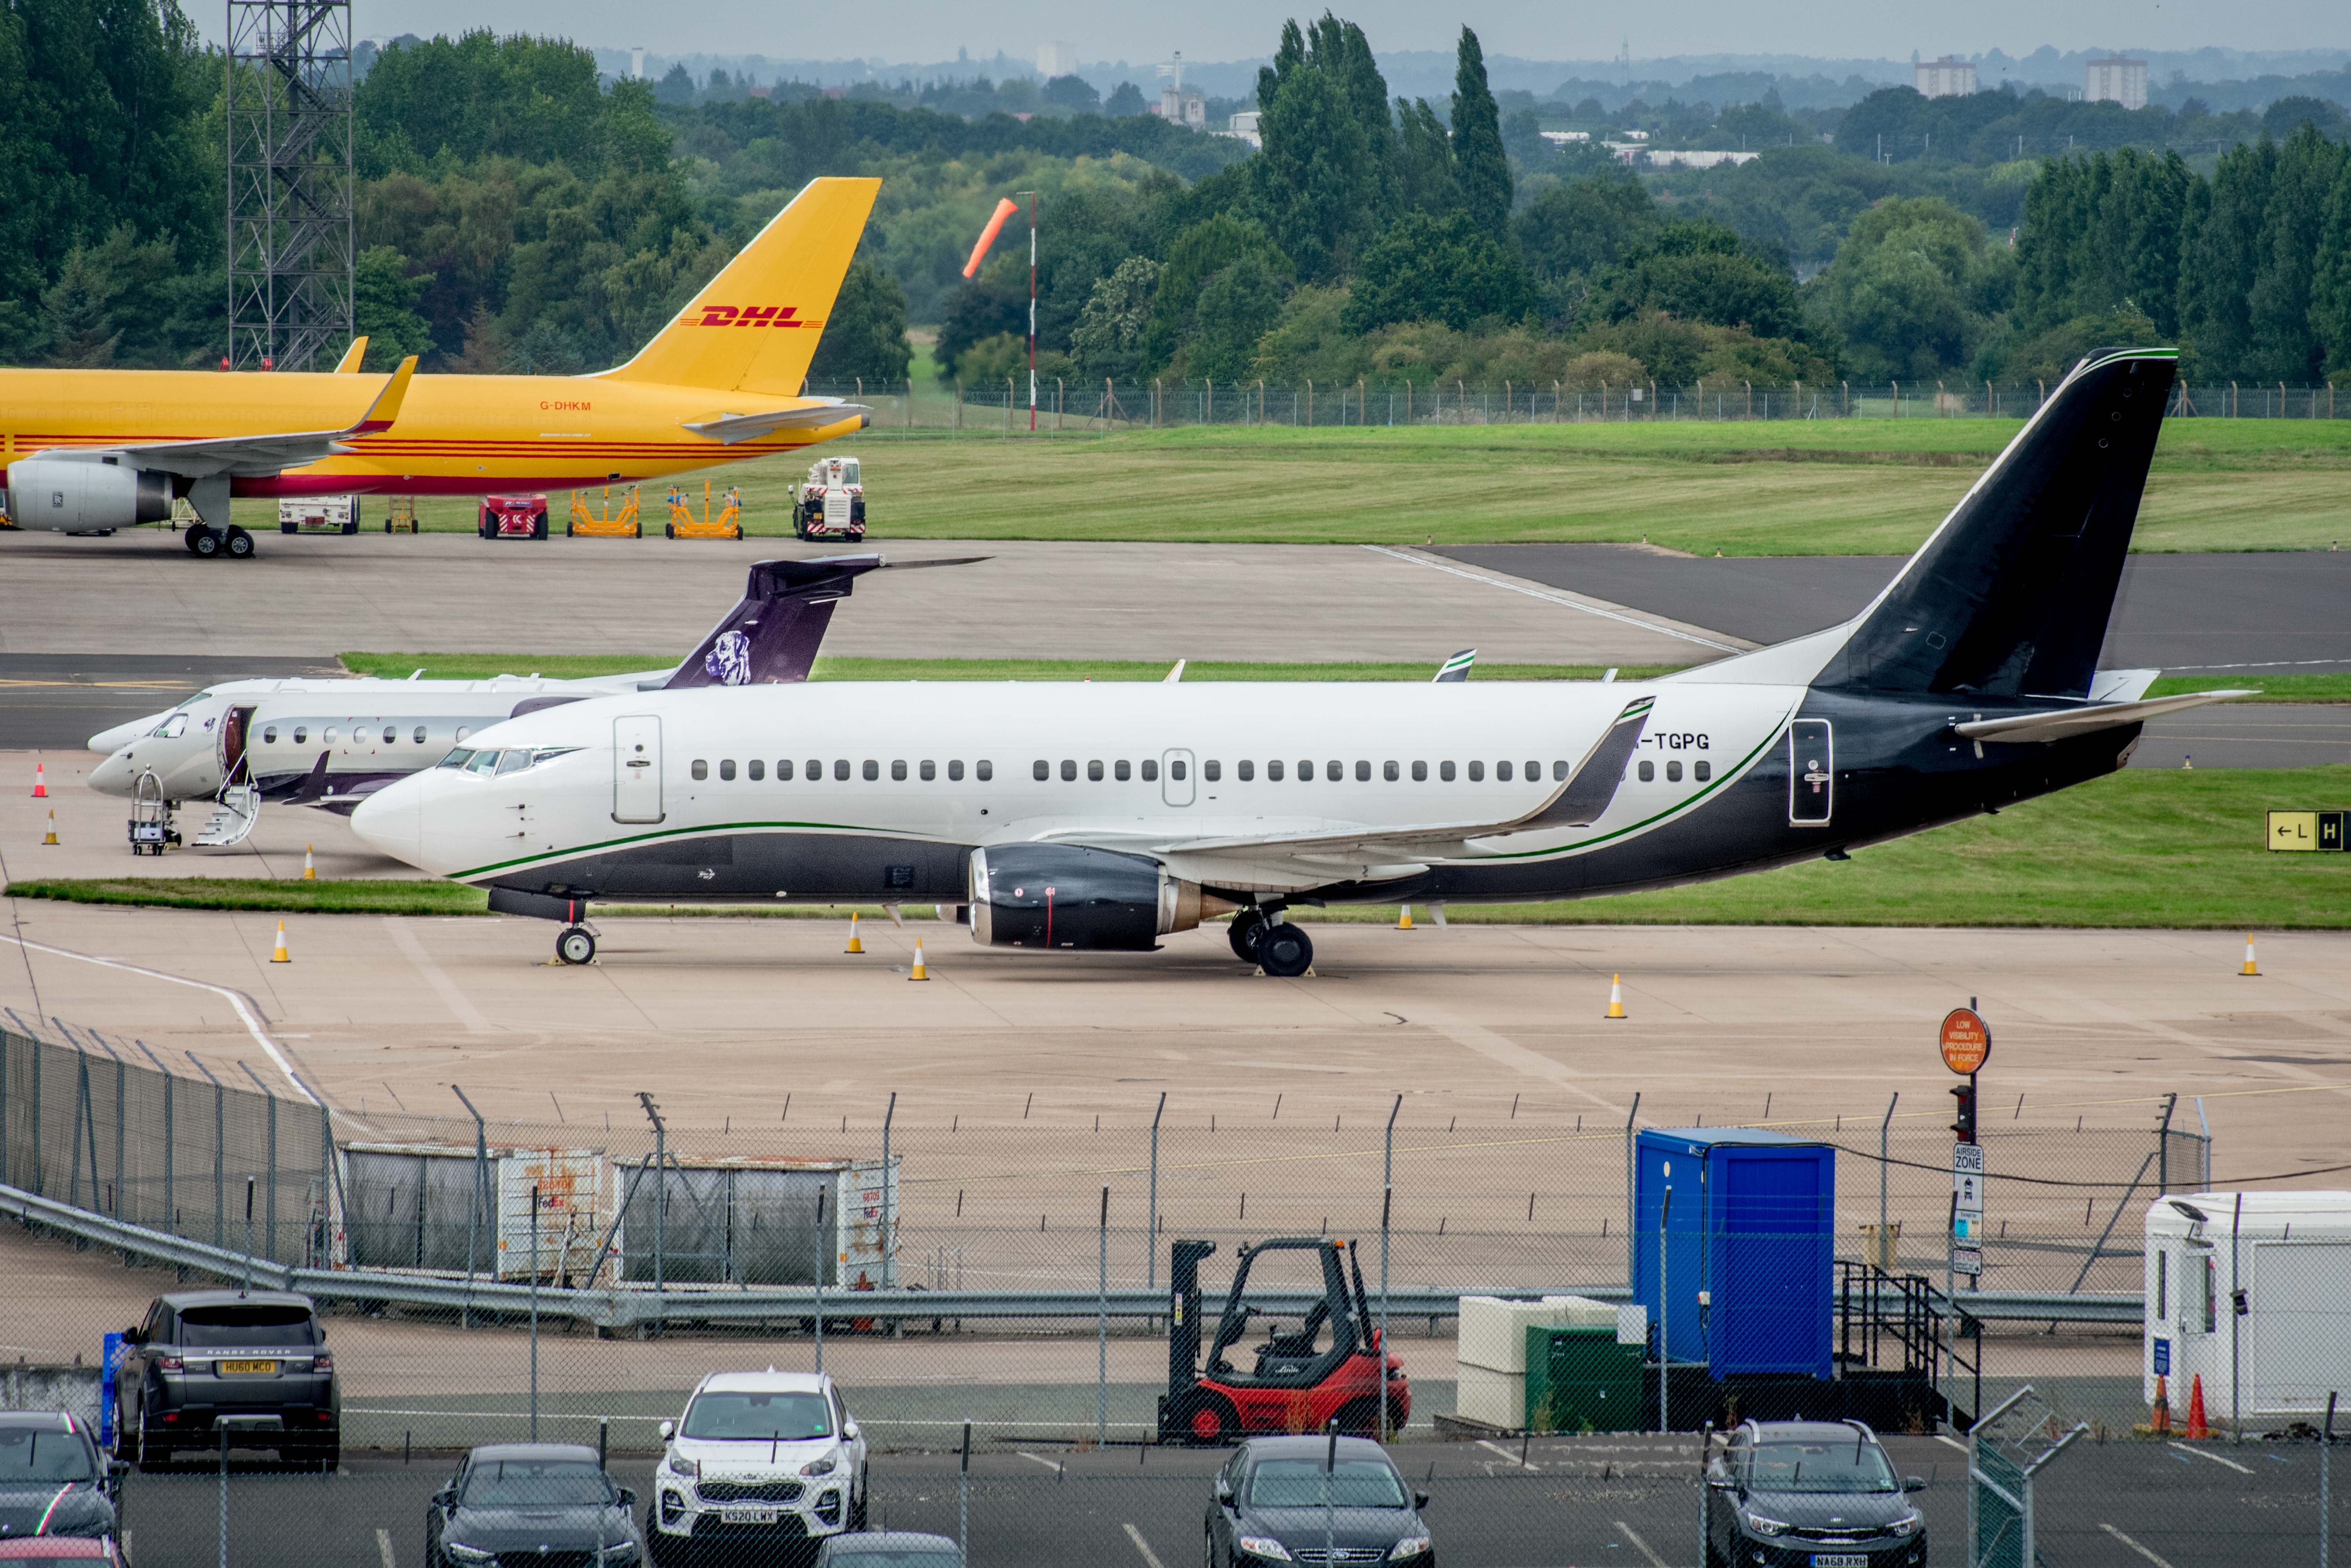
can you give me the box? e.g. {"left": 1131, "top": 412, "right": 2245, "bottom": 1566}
{"left": 183, "top": 524, "right": 254, "bottom": 559}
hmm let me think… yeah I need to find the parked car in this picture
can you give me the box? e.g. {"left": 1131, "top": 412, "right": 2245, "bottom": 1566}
{"left": 1703, "top": 1419, "right": 1927, "bottom": 1568}
{"left": 1205, "top": 1435, "right": 1432, "bottom": 1568}
{"left": 425, "top": 1443, "right": 642, "bottom": 1568}
{"left": 0, "top": 1539, "right": 129, "bottom": 1566}
{"left": 115, "top": 1290, "right": 339, "bottom": 1471}
{"left": 814, "top": 1532, "right": 962, "bottom": 1567}
{"left": 648, "top": 1371, "right": 869, "bottom": 1563}
{"left": 0, "top": 1413, "right": 124, "bottom": 1545}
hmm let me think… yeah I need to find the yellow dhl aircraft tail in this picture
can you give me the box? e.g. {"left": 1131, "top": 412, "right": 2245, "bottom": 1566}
{"left": 603, "top": 177, "right": 881, "bottom": 397}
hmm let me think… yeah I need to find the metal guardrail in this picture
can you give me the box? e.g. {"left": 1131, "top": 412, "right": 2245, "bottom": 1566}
{"left": 5, "top": 1180, "right": 2140, "bottom": 1329}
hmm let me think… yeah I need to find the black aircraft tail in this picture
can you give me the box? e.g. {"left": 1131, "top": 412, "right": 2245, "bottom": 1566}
{"left": 1820, "top": 347, "right": 2175, "bottom": 700}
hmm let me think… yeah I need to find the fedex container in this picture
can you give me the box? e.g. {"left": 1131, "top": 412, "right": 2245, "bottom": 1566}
{"left": 1633, "top": 1127, "right": 1834, "bottom": 1378}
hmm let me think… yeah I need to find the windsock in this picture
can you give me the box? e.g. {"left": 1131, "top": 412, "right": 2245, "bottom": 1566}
{"left": 962, "top": 197, "right": 1023, "bottom": 278}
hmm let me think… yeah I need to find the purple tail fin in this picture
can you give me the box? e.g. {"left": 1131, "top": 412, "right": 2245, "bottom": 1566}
{"left": 663, "top": 556, "right": 886, "bottom": 689}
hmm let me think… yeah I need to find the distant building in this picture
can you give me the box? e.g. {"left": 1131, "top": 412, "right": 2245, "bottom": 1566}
{"left": 1223, "top": 109, "right": 1262, "bottom": 149}
{"left": 629, "top": 46, "right": 644, "bottom": 81}
{"left": 1038, "top": 41, "right": 1076, "bottom": 79}
{"left": 1649, "top": 148, "right": 1762, "bottom": 170}
{"left": 1915, "top": 56, "right": 1977, "bottom": 98}
{"left": 1153, "top": 86, "right": 1206, "bottom": 129}
{"left": 2084, "top": 56, "right": 2148, "bottom": 111}
{"left": 1539, "top": 130, "right": 1590, "bottom": 146}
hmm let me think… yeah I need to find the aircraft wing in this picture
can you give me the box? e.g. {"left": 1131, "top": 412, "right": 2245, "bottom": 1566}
{"left": 683, "top": 402, "right": 872, "bottom": 443}
{"left": 1076, "top": 695, "right": 1658, "bottom": 861}
{"left": 1953, "top": 689, "right": 2256, "bottom": 744}
{"left": 81, "top": 357, "right": 418, "bottom": 478}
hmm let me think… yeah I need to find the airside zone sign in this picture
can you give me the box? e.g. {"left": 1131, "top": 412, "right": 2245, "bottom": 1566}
{"left": 1939, "top": 1008, "right": 1991, "bottom": 1075}
{"left": 2266, "top": 810, "right": 2347, "bottom": 851}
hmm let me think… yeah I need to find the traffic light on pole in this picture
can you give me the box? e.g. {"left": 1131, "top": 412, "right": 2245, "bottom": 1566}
{"left": 1950, "top": 1079, "right": 1978, "bottom": 1143}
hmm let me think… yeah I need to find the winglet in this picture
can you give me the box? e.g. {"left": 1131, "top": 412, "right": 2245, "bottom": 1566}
{"left": 1164, "top": 660, "right": 1186, "bottom": 683}
{"left": 1433, "top": 649, "right": 1476, "bottom": 683}
{"left": 332, "top": 337, "right": 370, "bottom": 373}
{"left": 348, "top": 356, "right": 417, "bottom": 436}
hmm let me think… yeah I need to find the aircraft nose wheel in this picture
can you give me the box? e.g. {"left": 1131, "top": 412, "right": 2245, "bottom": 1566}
{"left": 556, "top": 925, "right": 596, "bottom": 965}
{"left": 1256, "top": 922, "right": 1313, "bottom": 978}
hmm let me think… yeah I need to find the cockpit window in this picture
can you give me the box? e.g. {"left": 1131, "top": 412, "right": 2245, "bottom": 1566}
{"left": 465, "top": 750, "right": 501, "bottom": 776}
{"left": 493, "top": 750, "right": 530, "bottom": 777}
{"left": 456, "top": 748, "right": 577, "bottom": 778}
{"left": 153, "top": 713, "right": 190, "bottom": 738}
{"left": 439, "top": 750, "right": 474, "bottom": 770}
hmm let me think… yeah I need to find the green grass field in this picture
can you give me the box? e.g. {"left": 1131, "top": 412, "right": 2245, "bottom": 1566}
{"left": 337, "top": 653, "right": 2351, "bottom": 704}
{"left": 307, "top": 419, "right": 2351, "bottom": 554}
{"left": 13, "top": 766, "right": 2346, "bottom": 929}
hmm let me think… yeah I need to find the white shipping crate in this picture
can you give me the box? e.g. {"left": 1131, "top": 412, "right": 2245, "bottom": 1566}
{"left": 1457, "top": 1295, "right": 1619, "bottom": 1371}
{"left": 2145, "top": 1191, "right": 2351, "bottom": 1425}
{"left": 1455, "top": 1363, "right": 1527, "bottom": 1428}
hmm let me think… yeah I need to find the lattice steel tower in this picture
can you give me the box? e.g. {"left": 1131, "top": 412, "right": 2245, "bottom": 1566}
{"left": 226, "top": 0, "right": 355, "bottom": 371}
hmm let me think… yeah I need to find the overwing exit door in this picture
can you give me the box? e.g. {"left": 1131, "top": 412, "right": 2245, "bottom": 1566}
{"left": 1161, "top": 749, "right": 1195, "bottom": 807}
{"left": 612, "top": 716, "right": 663, "bottom": 823}
{"left": 1788, "top": 720, "right": 1832, "bottom": 825}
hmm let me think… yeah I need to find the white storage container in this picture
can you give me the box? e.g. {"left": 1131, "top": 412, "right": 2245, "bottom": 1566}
{"left": 2145, "top": 1191, "right": 2351, "bottom": 1426}
{"left": 1455, "top": 1364, "right": 1527, "bottom": 1428}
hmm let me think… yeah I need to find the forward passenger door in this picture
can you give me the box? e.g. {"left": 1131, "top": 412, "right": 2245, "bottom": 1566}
{"left": 613, "top": 716, "right": 663, "bottom": 823}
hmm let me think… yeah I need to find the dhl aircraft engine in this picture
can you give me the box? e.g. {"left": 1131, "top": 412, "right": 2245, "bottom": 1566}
{"left": 6, "top": 458, "right": 174, "bottom": 532}
{"left": 967, "top": 845, "right": 1236, "bottom": 951}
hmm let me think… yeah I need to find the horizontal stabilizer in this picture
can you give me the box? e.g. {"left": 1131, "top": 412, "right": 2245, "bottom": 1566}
{"left": 2088, "top": 668, "right": 2162, "bottom": 702}
{"left": 1954, "top": 689, "right": 2255, "bottom": 744}
{"left": 685, "top": 403, "right": 872, "bottom": 443}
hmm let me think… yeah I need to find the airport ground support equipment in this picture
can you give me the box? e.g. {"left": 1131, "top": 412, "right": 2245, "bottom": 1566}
{"left": 793, "top": 454, "right": 867, "bottom": 540}
{"left": 478, "top": 494, "right": 550, "bottom": 539}
{"left": 568, "top": 486, "right": 641, "bottom": 538}
{"left": 277, "top": 494, "right": 360, "bottom": 534}
{"left": 1158, "top": 1237, "right": 1407, "bottom": 1445}
{"left": 384, "top": 495, "right": 418, "bottom": 532}
{"left": 126, "top": 770, "right": 177, "bottom": 856}
{"left": 666, "top": 481, "right": 744, "bottom": 540}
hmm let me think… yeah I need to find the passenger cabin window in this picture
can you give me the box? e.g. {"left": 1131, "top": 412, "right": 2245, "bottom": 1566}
{"left": 892, "top": 760, "right": 908, "bottom": 781}
{"left": 748, "top": 760, "right": 765, "bottom": 781}
{"left": 719, "top": 759, "right": 736, "bottom": 781}
{"left": 976, "top": 760, "right": 993, "bottom": 781}
{"left": 1354, "top": 761, "right": 1370, "bottom": 782}
{"left": 1204, "top": 760, "right": 1220, "bottom": 782}
{"left": 1268, "top": 760, "right": 1285, "bottom": 782}
{"left": 1116, "top": 760, "right": 1131, "bottom": 781}
{"left": 1666, "top": 760, "right": 1683, "bottom": 782}
{"left": 1468, "top": 761, "right": 1484, "bottom": 782}
{"left": 778, "top": 760, "right": 795, "bottom": 780}
{"left": 1638, "top": 761, "right": 1655, "bottom": 782}
{"left": 863, "top": 760, "right": 879, "bottom": 781}
{"left": 1695, "top": 761, "right": 1712, "bottom": 782}
{"left": 324, "top": 727, "right": 338, "bottom": 744}
{"left": 1525, "top": 759, "right": 1539, "bottom": 780}
{"left": 692, "top": 760, "right": 709, "bottom": 781}
{"left": 1411, "top": 761, "right": 1426, "bottom": 781}
{"left": 1140, "top": 759, "right": 1159, "bottom": 782}
{"left": 1087, "top": 761, "right": 1104, "bottom": 782}
{"left": 1034, "top": 760, "right": 1050, "bottom": 782}
{"left": 1325, "top": 761, "right": 1341, "bottom": 782}
{"left": 1170, "top": 759, "right": 1188, "bottom": 781}
{"left": 414, "top": 726, "right": 428, "bottom": 745}
{"left": 948, "top": 761, "right": 964, "bottom": 781}
{"left": 263, "top": 727, "right": 278, "bottom": 744}
{"left": 1497, "top": 761, "right": 1513, "bottom": 782}
{"left": 833, "top": 760, "right": 849, "bottom": 781}
{"left": 1236, "top": 760, "right": 1252, "bottom": 782}
{"left": 805, "top": 759, "right": 820, "bottom": 780}
{"left": 383, "top": 726, "right": 397, "bottom": 744}
{"left": 1553, "top": 760, "right": 1568, "bottom": 781}
{"left": 1383, "top": 761, "right": 1399, "bottom": 782}
{"left": 921, "top": 761, "right": 935, "bottom": 781}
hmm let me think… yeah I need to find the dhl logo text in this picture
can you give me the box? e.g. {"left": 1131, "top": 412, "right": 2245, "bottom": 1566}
{"left": 695, "top": 305, "right": 820, "bottom": 328}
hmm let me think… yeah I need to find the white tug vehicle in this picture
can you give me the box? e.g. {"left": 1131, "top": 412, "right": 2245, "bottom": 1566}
{"left": 792, "top": 454, "right": 866, "bottom": 540}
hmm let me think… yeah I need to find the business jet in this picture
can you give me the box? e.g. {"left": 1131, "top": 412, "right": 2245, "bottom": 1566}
{"left": 352, "top": 348, "right": 2247, "bottom": 974}
{"left": 0, "top": 178, "right": 877, "bottom": 559}
{"left": 90, "top": 554, "right": 935, "bottom": 846}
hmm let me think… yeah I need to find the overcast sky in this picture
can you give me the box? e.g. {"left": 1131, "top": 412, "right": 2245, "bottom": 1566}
{"left": 333, "top": 0, "right": 2347, "bottom": 68}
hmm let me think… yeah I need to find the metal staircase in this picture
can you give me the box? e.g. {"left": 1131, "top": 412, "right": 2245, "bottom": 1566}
{"left": 191, "top": 783, "right": 260, "bottom": 847}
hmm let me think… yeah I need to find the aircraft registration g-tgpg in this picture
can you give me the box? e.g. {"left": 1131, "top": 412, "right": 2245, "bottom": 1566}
{"left": 353, "top": 348, "right": 2251, "bottom": 974}
{"left": 0, "top": 178, "right": 880, "bottom": 558}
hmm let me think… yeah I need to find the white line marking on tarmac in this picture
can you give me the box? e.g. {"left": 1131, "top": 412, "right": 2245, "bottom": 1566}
{"left": 377, "top": 1527, "right": 396, "bottom": 1568}
{"left": 1935, "top": 1435, "right": 1969, "bottom": 1451}
{"left": 1477, "top": 1439, "right": 1540, "bottom": 1470}
{"left": 1360, "top": 545, "right": 1745, "bottom": 653}
{"left": 2169, "top": 1441, "right": 2254, "bottom": 1473}
{"left": 1123, "top": 1521, "right": 1167, "bottom": 1568}
{"left": 2101, "top": 1522, "right": 2181, "bottom": 1568}
{"left": 1418, "top": 1013, "right": 1626, "bottom": 1116}
{"left": 384, "top": 917, "right": 497, "bottom": 1035}
{"left": 1016, "top": 1451, "right": 1065, "bottom": 1474}
{"left": 1614, "top": 1519, "right": 1669, "bottom": 1568}
{"left": 0, "top": 932, "right": 314, "bottom": 1102}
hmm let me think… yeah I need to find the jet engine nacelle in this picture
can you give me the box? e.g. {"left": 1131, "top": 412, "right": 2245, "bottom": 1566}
{"left": 969, "top": 844, "right": 1236, "bottom": 951}
{"left": 6, "top": 458, "right": 174, "bottom": 533}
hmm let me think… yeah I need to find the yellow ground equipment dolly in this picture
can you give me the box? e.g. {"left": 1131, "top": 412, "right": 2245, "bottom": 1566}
{"left": 384, "top": 496, "right": 419, "bottom": 533}
{"left": 568, "top": 486, "right": 641, "bottom": 537}
{"left": 665, "top": 481, "right": 744, "bottom": 540}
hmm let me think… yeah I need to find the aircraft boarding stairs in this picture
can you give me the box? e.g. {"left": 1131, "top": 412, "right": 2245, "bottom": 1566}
{"left": 191, "top": 782, "right": 260, "bottom": 847}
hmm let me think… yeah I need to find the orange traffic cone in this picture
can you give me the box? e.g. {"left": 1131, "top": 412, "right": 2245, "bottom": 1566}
{"left": 269, "top": 920, "right": 290, "bottom": 963}
{"left": 845, "top": 912, "right": 864, "bottom": 953}
{"left": 2185, "top": 1373, "right": 2209, "bottom": 1439}
{"left": 1605, "top": 974, "right": 1626, "bottom": 1020}
{"left": 302, "top": 845, "right": 316, "bottom": 881}
{"left": 31, "top": 762, "right": 46, "bottom": 798}
{"left": 42, "top": 809, "right": 58, "bottom": 845}
{"left": 1396, "top": 905, "right": 1413, "bottom": 931}
{"left": 2150, "top": 1374, "right": 2172, "bottom": 1435}
{"left": 908, "top": 939, "right": 929, "bottom": 981}
{"left": 2240, "top": 936, "right": 2258, "bottom": 977}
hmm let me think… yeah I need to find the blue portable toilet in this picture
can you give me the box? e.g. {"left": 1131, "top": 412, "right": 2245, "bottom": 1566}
{"left": 1633, "top": 1128, "right": 1834, "bottom": 1379}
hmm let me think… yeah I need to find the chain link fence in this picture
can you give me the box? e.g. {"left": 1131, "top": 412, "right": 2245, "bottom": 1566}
{"left": 807, "top": 376, "right": 2350, "bottom": 433}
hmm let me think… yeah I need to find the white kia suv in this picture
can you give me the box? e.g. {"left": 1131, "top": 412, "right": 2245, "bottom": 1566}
{"left": 648, "top": 1370, "right": 869, "bottom": 1563}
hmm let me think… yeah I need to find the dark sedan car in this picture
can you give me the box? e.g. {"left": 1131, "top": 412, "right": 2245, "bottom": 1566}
{"left": 1207, "top": 1436, "right": 1433, "bottom": 1567}
{"left": 116, "top": 1290, "right": 338, "bottom": 1470}
{"left": 0, "top": 1413, "right": 124, "bottom": 1547}
{"left": 1704, "top": 1419, "right": 1927, "bottom": 1568}
{"left": 813, "top": 1532, "right": 963, "bottom": 1566}
{"left": 425, "top": 1444, "right": 642, "bottom": 1568}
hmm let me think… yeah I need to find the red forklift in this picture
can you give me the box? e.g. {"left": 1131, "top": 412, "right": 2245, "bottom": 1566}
{"left": 1157, "top": 1237, "right": 1408, "bottom": 1445}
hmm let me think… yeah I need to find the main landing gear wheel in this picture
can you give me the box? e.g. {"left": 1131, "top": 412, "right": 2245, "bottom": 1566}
{"left": 1227, "top": 910, "right": 1269, "bottom": 963}
{"left": 556, "top": 925, "right": 596, "bottom": 965}
{"left": 187, "top": 526, "right": 221, "bottom": 557}
{"left": 223, "top": 525, "right": 255, "bottom": 559}
{"left": 1257, "top": 923, "right": 1313, "bottom": 978}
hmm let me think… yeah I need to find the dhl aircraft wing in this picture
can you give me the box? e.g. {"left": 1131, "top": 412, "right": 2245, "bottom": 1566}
{"left": 73, "top": 356, "right": 417, "bottom": 478}
{"left": 683, "top": 400, "right": 873, "bottom": 444}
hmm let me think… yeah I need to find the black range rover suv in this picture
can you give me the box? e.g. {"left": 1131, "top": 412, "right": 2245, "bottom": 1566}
{"left": 116, "top": 1291, "right": 339, "bottom": 1471}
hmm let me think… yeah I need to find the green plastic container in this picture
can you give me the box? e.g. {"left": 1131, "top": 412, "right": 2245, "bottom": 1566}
{"left": 1523, "top": 1324, "right": 1646, "bottom": 1433}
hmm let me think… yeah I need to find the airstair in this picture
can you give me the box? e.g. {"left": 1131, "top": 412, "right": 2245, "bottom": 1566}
{"left": 191, "top": 782, "right": 261, "bottom": 847}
